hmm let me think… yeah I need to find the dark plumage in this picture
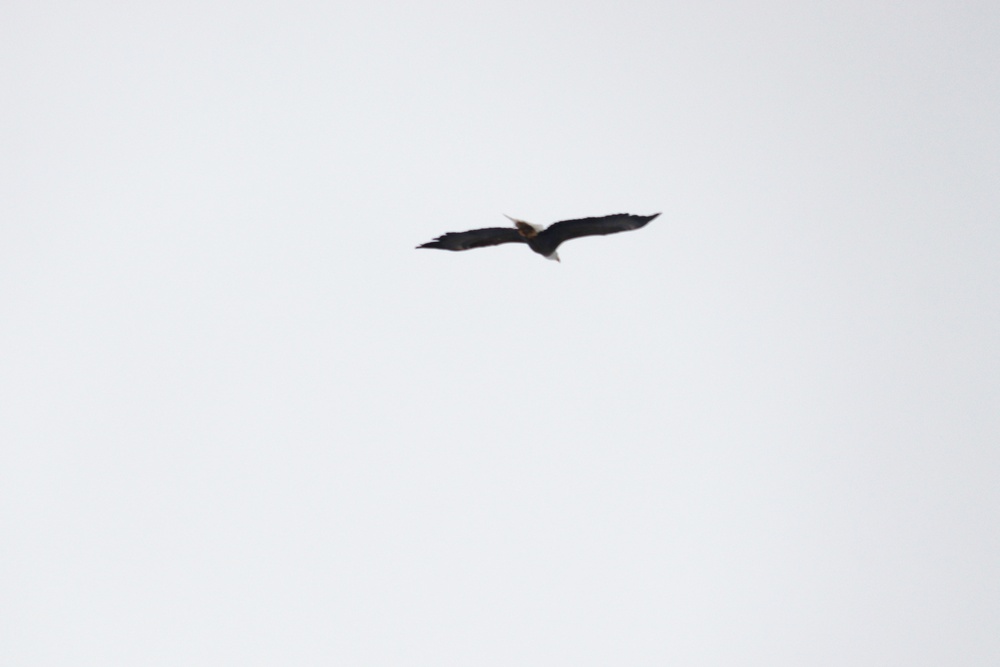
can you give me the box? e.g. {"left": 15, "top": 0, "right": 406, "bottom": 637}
{"left": 417, "top": 212, "right": 659, "bottom": 262}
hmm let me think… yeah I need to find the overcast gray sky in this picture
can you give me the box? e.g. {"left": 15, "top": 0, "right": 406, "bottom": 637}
{"left": 2, "top": 1, "right": 999, "bottom": 664}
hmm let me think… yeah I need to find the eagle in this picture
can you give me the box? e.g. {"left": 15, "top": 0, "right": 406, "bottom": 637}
{"left": 417, "top": 212, "right": 660, "bottom": 262}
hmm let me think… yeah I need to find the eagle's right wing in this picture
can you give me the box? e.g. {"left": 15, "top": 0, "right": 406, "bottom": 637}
{"left": 541, "top": 213, "right": 660, "bottom": 244}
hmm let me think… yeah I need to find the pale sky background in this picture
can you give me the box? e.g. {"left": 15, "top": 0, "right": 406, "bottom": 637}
{"left": 2, "top": 1, "right": 999, "bottom": 665}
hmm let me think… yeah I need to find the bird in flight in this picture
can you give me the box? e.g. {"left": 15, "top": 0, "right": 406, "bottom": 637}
{"left": 417, "top": 212, "right": 660, "bottom": 262}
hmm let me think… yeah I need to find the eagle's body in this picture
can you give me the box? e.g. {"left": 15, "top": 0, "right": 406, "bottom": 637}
{"left": 417, "top": 212, "right": 659, "bottom": 261}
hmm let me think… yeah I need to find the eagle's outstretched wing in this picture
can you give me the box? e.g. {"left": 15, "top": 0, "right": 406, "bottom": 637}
{"left": 417, "top": 227, "right": 526, "bottom": 251}
{"left": 540, "top": 213, "right": 660, "bottom": 247}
